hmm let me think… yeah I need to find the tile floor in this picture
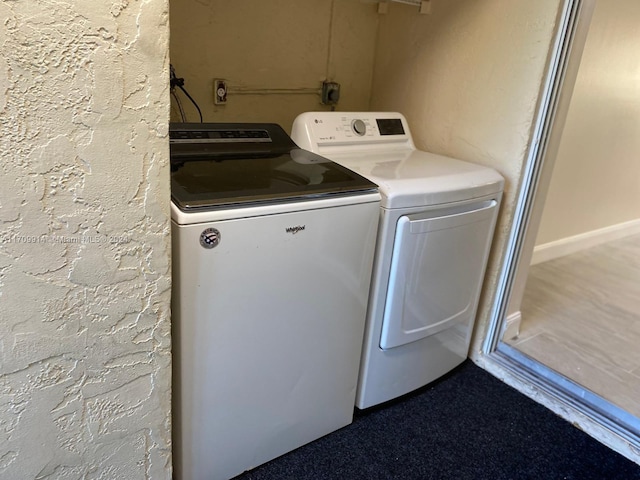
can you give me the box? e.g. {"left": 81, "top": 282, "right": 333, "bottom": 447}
{"left": 505, "top": 234, "right": 640, "bottom": 418}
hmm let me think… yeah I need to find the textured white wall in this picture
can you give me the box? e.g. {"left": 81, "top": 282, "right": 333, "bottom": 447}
{"left": 536, "top": 0, "right": 640, "bottom": 245}
{"left": 370, "top": 0, "right": 563, "bottom": 354}
{"left": 0, "top": 1, "right": 172, "bottom": 478}
{"left": 169, "top": 0, "right": 379, "bottom": 130}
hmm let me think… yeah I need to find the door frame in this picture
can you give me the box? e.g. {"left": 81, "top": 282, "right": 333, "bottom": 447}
{"left": 478, "top": 0, "right": 640, "bottom": 463}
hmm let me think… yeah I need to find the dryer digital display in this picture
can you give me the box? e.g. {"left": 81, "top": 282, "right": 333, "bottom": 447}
{"left": 376, "top": 118, "right": 405, "bottom": 136}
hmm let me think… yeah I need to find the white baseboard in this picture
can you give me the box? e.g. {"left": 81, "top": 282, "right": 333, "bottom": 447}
{"left": 531, "top": 219, "right": 640, "bottom": 265}
{"left": 502, "top": 311, "right": 522, "bottom": 341}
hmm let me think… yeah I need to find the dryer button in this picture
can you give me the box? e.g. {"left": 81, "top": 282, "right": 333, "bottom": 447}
{"left": 351, "top": 119, "right": 366, "bottom": 136}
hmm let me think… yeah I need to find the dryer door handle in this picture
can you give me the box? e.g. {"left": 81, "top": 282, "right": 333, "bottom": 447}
{"left": 407, "top": 200, "right": 497, "bottom": 234}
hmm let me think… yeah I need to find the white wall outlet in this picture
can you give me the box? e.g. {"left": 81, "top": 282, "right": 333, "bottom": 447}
{"left": 214, "top": 79, "right": 227, "bottom": 105}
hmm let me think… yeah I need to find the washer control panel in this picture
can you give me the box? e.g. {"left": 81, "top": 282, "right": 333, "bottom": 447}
{"left": 292, "top": 112, "right": 411, "bottom": 148}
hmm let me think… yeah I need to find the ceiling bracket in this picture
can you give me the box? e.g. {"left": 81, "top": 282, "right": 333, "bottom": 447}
{"left": 378, "top": 0, "right": 432, "bottom": 14}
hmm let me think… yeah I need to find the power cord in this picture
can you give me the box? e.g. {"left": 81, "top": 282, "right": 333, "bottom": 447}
{"left": 170, "top": 64, "right": 203, "bottom": 123}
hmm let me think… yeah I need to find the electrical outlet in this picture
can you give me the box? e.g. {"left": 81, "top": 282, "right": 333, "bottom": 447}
{"left": 321, "top": 81, "right": 340, "bottom": 105}
{"left": 214, "top": 79, "right": 227, "bottom": 105}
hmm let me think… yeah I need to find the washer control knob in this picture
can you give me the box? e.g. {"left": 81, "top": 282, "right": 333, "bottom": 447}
{"left": 351, "top": 119, "right": 366, "bottom": 136}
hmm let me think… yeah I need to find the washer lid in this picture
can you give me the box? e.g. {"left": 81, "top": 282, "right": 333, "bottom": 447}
{"left": 325, "top": 149, "right": 505, "bottom": 208}
{"left": 170, "top": 122, "right": 377, "bottom": 211}
{"left": 171, "top": 148, "right": 377, "bottom": 211}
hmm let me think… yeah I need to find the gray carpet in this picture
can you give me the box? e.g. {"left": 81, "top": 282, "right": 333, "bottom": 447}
{"left": 234, "top": 361, "right": 640, "bottom": 479}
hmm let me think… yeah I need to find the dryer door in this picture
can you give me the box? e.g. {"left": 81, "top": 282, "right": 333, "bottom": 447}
{"left": 380, "top": 200, "right": 498, "bottom": 350}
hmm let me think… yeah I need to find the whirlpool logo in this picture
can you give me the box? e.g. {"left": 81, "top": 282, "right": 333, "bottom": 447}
{"left": 285, "top": 225, "right": 306, "bottom": 234}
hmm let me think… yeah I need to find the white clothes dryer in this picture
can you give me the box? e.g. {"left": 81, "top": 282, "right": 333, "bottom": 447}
{"left": 292, "top": 112, "right": 504, "bottom": 409}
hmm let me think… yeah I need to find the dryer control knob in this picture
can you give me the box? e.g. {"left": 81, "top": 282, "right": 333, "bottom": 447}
{"left": 351, "top": 119, "right": 366, "bottom": 136}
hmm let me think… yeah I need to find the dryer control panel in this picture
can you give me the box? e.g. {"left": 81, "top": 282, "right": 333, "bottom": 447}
{"left": 292, "top": 112, "right": 414, "bottom": 150}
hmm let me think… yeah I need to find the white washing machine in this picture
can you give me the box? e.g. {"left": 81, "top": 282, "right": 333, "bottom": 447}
{"left": 170, "top": 123, "right": 380, "bottom": 479}
{"left": 292, "top": 112, "right": 504, "bottom": 409}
